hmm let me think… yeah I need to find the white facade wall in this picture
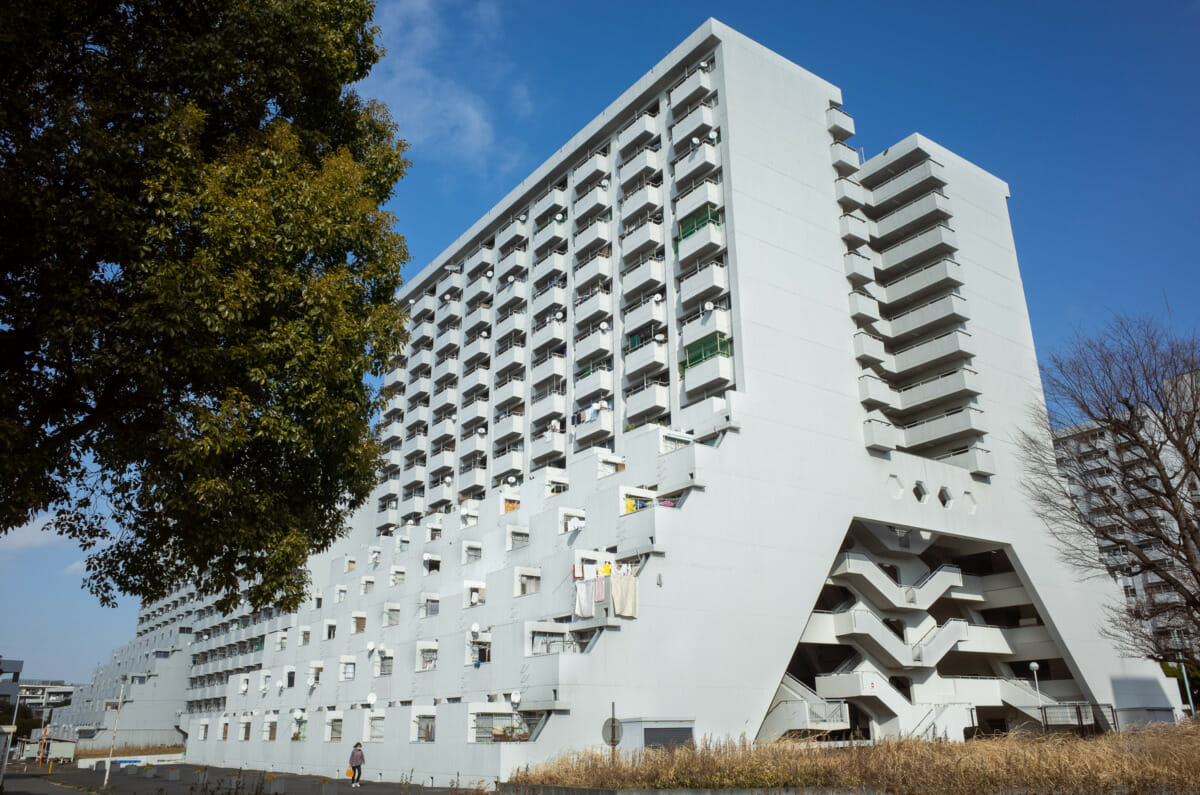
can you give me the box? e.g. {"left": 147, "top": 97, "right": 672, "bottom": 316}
{"left": 62, "top": 18, "right": 1181, "bottom": 785}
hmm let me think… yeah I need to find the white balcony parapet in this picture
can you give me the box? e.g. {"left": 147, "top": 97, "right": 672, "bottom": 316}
{"left": 682, "top": 354, "right": 732, "bottom": 394}
{"left": 624, "top": 383, "right": 669, "bottom": 419}
{"left": 862, "top": 418, "right": 898, "bottom": 451}
{"left": 679, "top": 261, "right": 728, "bottom": 307}
{"left": 621, "top": 257, "right": 666, "bottom": 295}
{"left": 894, "top": 368, "right": 980, "bottom": 412}
{"left": 826, "top": 106, "right": 855, "bottom": 140}
{"left": 677, "top": 222, "right": 724, "bottom": 265}
{"left": 674, "top": 177, "right": 722, "bottom": 221}
{"left": 900, "top": 406, "right": 987, "bottom": 449}
{"left": 680, "top": 307, "right": 731, "bottom": 348}
{"left": 669, "top": 68, "right": 713, "bottom": 108}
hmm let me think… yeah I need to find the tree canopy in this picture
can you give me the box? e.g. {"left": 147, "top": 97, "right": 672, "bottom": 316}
{"left": 0, "top": 0, "right": 409, "bottom": 612}
{"left": 1019, "top": 316, "right": 1200, "bottom": 668}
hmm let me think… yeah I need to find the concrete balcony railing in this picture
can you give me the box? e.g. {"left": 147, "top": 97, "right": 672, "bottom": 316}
{"left": 431, "top": 356, "right": 459, "bottom": 385}
{"left": 463, "top": 304, "right": 493, "bottom": 333}
{"left": 530, "top": 391, "right": 566, "bottom": 424}
{"left": 410, "top": 293, "right": 438, "bottom": 322}
{"left": 574, "top": 184, "right": 611, "bottom": 218}
{"left": 574, "top": 369, "right": 614, "bottom": 402}
{"left": 848, "top": 291, "right": 880, "bottom": 323}
{"left": 466, "top": 246, "right": 496, "bottom": 273}
{"left": 497, "top": 217, "right": 528, "bottom": 251}
{"left": 677, "top": 222, "right": 725, "bottom": 265}
{"left": 493, "top": 413, "right": 525, "bottom": 444}
{"left": 458, "top": 365, "right": 489, "bottom": 396}
{"left": 669, "top": 68, "right": 713, "bottom": 109}
{"left": 682, "top": 353, "right": 733, "bottom": 394}
{"left": 429, "top": 417, "right": 457, "bottom": 445}
{"left": 674, "top": 177, "right": 722, "bottom": 221}
{"left": 572, "top": 152, "right": 610, "bottom": 186}
{"left": 830, "top": 141, "right": 859, "bottom": 176}
{"left": 492, "top": 449, "right": 525, "bottom": 480}
{"left": 427, "top": 449, "right": 456, "bottom": 476}
{"left": 618, "top": 147, "right": 662, "bottom": 188}
{"left": 575, "top": 329, "right": 613, "bottom": 362}
{"left": 493, "top": 377, "right": 526, "bottom": 409}
{"left": 574, "top": 291, "right": 613, "bottom": 327}
{"left": 879, "top": 224, "right": 959, "bottom": 275}
{"left": 901, "top": 406, "right": 987, "bottom": 450}
{"left": 839, "top": 211, "right": 870, "bottom": 247}
{"left": 531, "top": 431, "right": 566, "bottom": 462}
{"left": 835, "top": 177, "right": 865, "bottom": 210}
{"left": 532, "top": 220, "right": 567, "bottom": 253}
{"left": 492, "top": 342, "right": 525, "bottom": 374}
{"left": 879, "top": 258, "right": 963, "bottom": 308}
{"left": 620, "top": 183, "right": 663, "bottom": 221}
{"left": 937, "top": 443, "right": 996, "bottom": 477}
{"left": 895, "top": 368, "right": 980, "bottom": 413}
{"left": 621, "top": 257, "right": 666, "bottom": 296}
{"left": 617, "top": 113, "right": 657, "bottom": 153}
{"left": 862, "top": 418, "right": 898, "bottom": 451}
{"left": 407, "top": 376, "right": 432, "bottom": 401}
{"left": 457, "top": 468, "right": 487, "bottom": 494}
{"left": 531, "top": 319, "right": 566, "bottom": 349}
{"left": 681, "top": 307, "right": 731, "bottom": 348}
{"left": 868, "top": 159, "right": 947, "bottom": 213}
{"left": 409, "top": 319, "right": 434, "bottom": 346}
{"left": 889, "top": 329, "right": 974, "bottom": 375}
{"left": 532, "top": 188, "right": 567, "bottom": 221}
{"left": 532, "top": 285, "right": 567, "bottom": 318}
{"left": 673, "top": 141, "right": 720, "bottom": 183}
{"left": 624, "top": 383, "right": 669, "bottom": 419}
{"left": 402, "top": 464, "right": 427, "bottom": 489}
{"left": 532, "top": 251, "right": 568, "bottom": 282}
{"left": 574, "top": 220, "right": 611, "bottom": 254}
{"left": 456, "top": 428, "right": 487, "bottom": 457}
{"left": 464, "top": 273, "right": 493, "bottom": 306}
{"left": 853, "top": 331, "right": 886, "bottom": 366}
{"left": 857, "top": 374, "right": 893, "bottom": 409}
{"left": 624, "top": 297, "right": 667, "bottom": 330}
{"left": 843, "top": 251, "right": 874, "bottom": 285}
{"left": 624, "top": 340, "right": 668, "bottom": 380}
{"left": 826, "top": 106, "right": 855, "bottom": 139}
{"left": 679, "top": 262, "right": 728, "bottom": 308}
{"left": 574, "top": 411, "right": 614, "bottom": 443}
{"left": 873, "top": 191, "right": 954, "bottom": 247}
{"left": 884, "top": 293, "right": 969, "bottom": 340}
{"left": 575, "top": 253, "right": 613, "bottom": 287}
{"left": 426, "top": 482, "right": 455, "bottom": 506}
{"left": 672, "top": 103, "right": 716, "bottom": 144}
{"left": 495, "top": 310, "right": 526, "bottom": 340}
{"left": 815, "top": 671, "right": 910, "bottom": 718}
{"left": 622, "top": 219, "right": 664, "bottom": 256}
{"left": 531, "top": 354, "right": 566, "bottom": 386}
{"left": 400, "top": 494, "right": 426, "bottom": 517}
{"left": 497, "top": 248, "right": 527, "bottom": 283}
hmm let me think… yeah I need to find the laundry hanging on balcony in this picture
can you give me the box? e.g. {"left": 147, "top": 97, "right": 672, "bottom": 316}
{"left": 611, "top": 575, "right": 639, "bottom": 618}
{"left": 594, "top": 575, "right": 607, "bottom": 603}
{"left": 574, "top": 581, "right": 595, "bottom": 618}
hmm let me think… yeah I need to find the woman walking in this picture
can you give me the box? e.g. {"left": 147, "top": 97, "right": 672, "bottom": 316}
{"left": 349, "top": 741, "right": 365, "bottom": 787}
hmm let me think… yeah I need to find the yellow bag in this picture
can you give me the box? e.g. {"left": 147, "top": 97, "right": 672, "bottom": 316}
{"left": 346, "top": 768, "right": 355, "bottom": 778}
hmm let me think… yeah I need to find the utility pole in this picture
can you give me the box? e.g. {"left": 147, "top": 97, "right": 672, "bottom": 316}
{"left": 102, "top": 675, "right": 127, "bottom": 790}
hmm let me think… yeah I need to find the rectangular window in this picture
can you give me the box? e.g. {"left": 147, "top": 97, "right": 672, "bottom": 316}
{"left": 386, "top": 608, "right": 401, "bottom": 626}
{"left": 361, "top": 579, "right": 374, "bottom": 595}
{"left": 341, "top": 662, "right": 356, "bottom": 681}
{"left": 301, "top": 629, "right": 311, "bottom": 646}
{"left": 335, "top": 587, "right": 347, "bottom": 603}
{"left": 519, "top": 574, "right": 541, "bottom": 595}
{"left": 329, "top": 718, "right": 343, "bottom": 743}
{"left": 420, "top": 648, "right": 438, "bottom": 671}
{"left": 198, "top": 724, "right": 209, "bottom": 741}
{"left": 368, "top": 716, "right": 385, "bottom": 742}
{"left": 391, "top": 568, "right": 406, "bottom": 586}
{"left": 267, "top": 721, "right": 277, "bottom": 741}
{"left": 286, "top": 670, "right": 296, "bottom": 688}
{"left": 465, "top": 545, "right": 482, "bottom": 562}
{"left": 379, "top": 655, "right": 394, "bottom": 676}
{"left": 424, "top": 598, "right": 439, "bottom": 617}
{"left": 416, "top": 715, "right": 435, "bottom": 742}
{"left": 292, "top": 719, "right": 307, "bottom": 742}
{"left": 221, "top": 723, "right": 229, "bottom": 740}
{"left": 240, "top": 722, "right": 251, "bottom": 741}
{"left": 326, "top": 624, "right": 336, "bottom": 640}
{"left": 346, "top": 558, "right": 356, "bottom": 572}
{"left": 353, "top": 615, "right": 367, "bottom": 634}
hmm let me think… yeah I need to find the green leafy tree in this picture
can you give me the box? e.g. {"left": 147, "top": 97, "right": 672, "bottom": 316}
{"left": 0, "top": 0, "right": 409, "bottom": 612}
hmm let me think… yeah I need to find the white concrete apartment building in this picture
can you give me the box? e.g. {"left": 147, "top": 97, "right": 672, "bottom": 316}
{"left": 56, "top": 18, "right": 1181, "bottom": 784}
{"left": 18, "top": 681, "right": 75, "bottom": 721}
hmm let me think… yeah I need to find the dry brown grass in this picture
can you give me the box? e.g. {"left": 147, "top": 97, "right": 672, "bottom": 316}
{"left": 508, "top": 722, "right": 1200, "bottom": 793}
{"left": 75, "top": 743, "right": 186, "bottom": 759}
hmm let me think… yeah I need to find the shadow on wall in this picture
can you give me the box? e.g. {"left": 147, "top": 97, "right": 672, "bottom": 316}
{"left": 1111, "top": 675, "right": 1181, "bottom": 728}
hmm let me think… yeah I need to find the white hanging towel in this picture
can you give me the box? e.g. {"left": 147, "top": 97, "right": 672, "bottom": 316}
{"left": 611, "top": 575, "right": 638, "bottom": 618}
{"left": 574, "top": 580, "right": 595, "bottom": 618}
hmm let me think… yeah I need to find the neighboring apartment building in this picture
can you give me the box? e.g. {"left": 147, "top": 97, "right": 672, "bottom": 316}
{"left": 17, "top": 681, "right": 74, "bottom": 721}
{"left": 56, "top": 18, "right": 1180, "bottom": 783}
{"left": 0, "top": 657, "right": 22, "bottom": 710}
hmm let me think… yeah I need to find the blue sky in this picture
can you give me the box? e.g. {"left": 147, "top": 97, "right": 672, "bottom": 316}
{"left": 2, "top": 0, "right": 1197, "bottom": 684}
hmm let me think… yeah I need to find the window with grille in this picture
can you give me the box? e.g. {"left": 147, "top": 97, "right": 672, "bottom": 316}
{"left": 341, "top": 662, "right": 355, "bottom": 681}
{"left": 335, "top": 587, "right": 347, "bottom": 603}
{"left": 368, "top": 716, "right": 385, "bottom": 741}
{"left": 416, "top": 715, "right": 435, "bottom": 742}
{"left": 424, "top": 598, "right": 439, "bottom": 617}
{"left": 420, "top": 648, "right": 438, "bottom": 671}
{"left": 391, "top": 568, "right": 406, "bottom": 586}
{"left": 329, "top": 718, "right": 343, "bottom": 742}
{"left": 465, "top": 545, "right": 482, "bottom": 562}
{"left": 326, "top": 624, "right": 336, "bottom": 640}
{"left": 353, "top": 615, "right": 367, "bottom": 633}
{"left": 386, "top": 608, "right": 401, "bottom": 626}
{"left": 379, "top": 655, "right": 394, "bottom": 676}
{"left": 361, "top": 579, "right": 374, "bottom": 595}
{"left": 520, "top": 574, "right": 541, "bottom": 595}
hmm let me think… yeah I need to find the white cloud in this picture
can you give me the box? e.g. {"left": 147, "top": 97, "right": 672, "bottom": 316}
{"left": 62, "top": 559, "right": 87, "bottom": 576}
{"left": 0, "top": 515, "right": 63, "bottom": 552}
{"left": 363, "top": 0, "right": 499, "bottom": 168}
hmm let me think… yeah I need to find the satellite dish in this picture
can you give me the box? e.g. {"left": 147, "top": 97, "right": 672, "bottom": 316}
{"left": 292, "top": 709, "right": 303, "bottom": 719}
{"left": 507, "top": 275, "right": 515, "bottom": 283}
{"left": 600, "top": 180, "right": 609, "bottom": 189}
{"left": 506, "top": 476, "right": 517, "bottom": 485}
{"left": 704, "top": 300, "right": 715, "bottom": 312}
{"left": 306, "top": 677, "right": 316, "bottom": 688}
{"left": 470, "top": 592, "right": 480, "bottom": 605}
{"left": 699, "top": 60, "right": 709, "bottom": 69}
{"left": 486, "top": 269, "right": 493, "bottom": 278}
{"left": 555, "top": 311, "right": 565, "bottom": 320}
{"left": 555, "top": 213, "right": 564, "bottom": 222}
{"left": 366, "top": 693, "right": 377, "bottom": 706}
{"left": 423, "top": 553, "right": 432, "bottom": 561}
{"left": 477, "top": 427, "right": 487, "bottom": 436}
{"left": 653, "top": 293, "right": 664, "bottom": 303}
{"left": 654, "top": 333, "right": 666, "bottom": 343}
{"left": 443, "top": 293, "right": 451, "bottom": 301}
{"left": 691, "top": 137, "right": 700, "bottom": 146}
{"left": 599, "top": 321, "right": 609, "bottom": 331}
{"left": 367, "top": 641, "right": 376, "bottom": 652}
{"left": 708, "top": 129, "right": 719, "bottom": 140}
{"left": 510, "top": 691, "right": 521, "bottom": 706}
{"left": 277, "top": 680, "right": 285, "bottom": 691}
{"left": 470, "top": 623, "right": 481, "bottom": 636}
{"left": 518, "top": 214, "right": 527, "bottom": 222}
{"left": 480, "top": 330, "right": 489, "bottom": 338}
{"left": 444, "top": 477, "right": 452, "bottom": 485}
{"left": 240, "top": 680, "right": 249, "bottom": 693}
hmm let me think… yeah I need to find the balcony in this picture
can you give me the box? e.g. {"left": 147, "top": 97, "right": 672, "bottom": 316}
{"left": 531, "top": 319, "right": 566, "bottom": 349}
{"left": 532, "top": 251, "right": 568, "bottom": 282}
{"left": 879, "top": 224, "right": 959, "bottom": 276}
{"left": 674, "top": 177, "right": 722, "bottom": 221}
{"left": 461, "top": 335, "right": 491, "bottom": 366}
{"left": 463, "top": 304, "right": 493, "bottom": 333}
{"left": 400, "top": 494, "right": 426, "bottom": 517}
{"left": 680, "top": 307, "right": 731, "bottom": 348}
{"left": 409, "top": 319, "right": 434, "bottom": 347}
{"left": 618, "top": 112, "right": 658, "bottom": 153}
{"left": 830, "top": 141, "right": 859, "bottom": 176}
{"left": 574, "top": 368, "right": 614, "bottom": 402}
{"left": 426, "top": 481, "right": 455, "bottom": 506}
{"left": 938, "top": 444, "right": 996, "bottom": 477}
{"left": 853, "top": 331, "right": 886, "bottom": 365}
{"left": 869, "top": 159, "right": 948, "bottom": 213}
{"left": 574, "top": 219, "right": 611, "bottom": 254}
{"left": 880, "top": 259, "right": 963, "bottom": 308}
{"left": 497, "top": 247, "right": 527, "bottom": 282}
{"left": 858, "top": 375, "right": 893, "bottom": 409}
{"left": 410, "top": 293, "right": 438, "bottom": 322}
{"left": 848, "top": 291, "right": 880, "bottom": 323}
{"left": 669, "top": 68, "right": 713, "bottom": 108}
{"left": 835, "top": 177, "right": 866, "bottom": 210}
{"left": 459, "top": 368, "right": 489, "bottom": 398}
{"left": 401, "top": 427, "right": 428, "bottom": 456}
{"left": 895, "top": 368, "right": 981, "bottom": 412}
{"left": 672, "top": 103, "right": 715, "bottom": 144}
{"left": 427, "top": 448, "right": 456, "bottom": 476}
{"left": 531, "top": 354, "right": 566, "bottom": 386}
{"left": 863, "top": 418, "right": 899, "bottom": 451}
{"left": 624, "top": 296, "right": 666, "bottom": 330}
{"left": 575, "top": 253, "right": 613, "bottom": 286}
{"left": 437, "top": 269, "right": 464, "bottom": 295}
{"left": 673, "top": 141, "right": 720, "bottom": 183}
{"left": 575, "top": 329, "right": 613, "bottom": 361}
{"left": 901, "top": 406, "right": 987, "bottom": 450}
{"left": 826, "top": 106, "right": 855, "bottom": 140}
{"left": 493, "top": 449, "right": 525, "bottom": 479}
{"left": 532, "top": 285, "right": 567, "bottom": 317}
{"left": 497, "top": 217, "right": 529, "bottom": 250}
{"left": 886, "top": 293, "right": 969, "bottom": 340}
{"left": 533, "top": 188, "right": 567, "bottom": 220}
{"left": 467, "top": 247, "right": 496, "bottom": 273}
{"left": 493, "top": 343, "right": 525, "bottom": 374}
{"left": 464, "top": 273, "right": 493, "bottom": 306}
{"left": 677, "top": 221, "right": 724, "bottom": 264}
{"left": 430, "top": 416, "right": 457, "bottom": 444}
{"left": 402, "top": 464, "right": 427, "bottom": 489}
{"left": 493, "top": 377, "right": 526, "bottom": 409}
{"left": 457, "top": 427, "right": 487, "bottom": 457}
{"left": 532, "top": 219, "right": 567, "bottom": 253}
{"left": 839, "top": 212, "right": 870, "bottom": 247}
{"left": 625, "top": 383, "right": 669, "bottom": 419}
{"left": 495, "top": 310, "right": 526, "bottom": 340}
{"left": 622, "top": 219, "right": 664, "bottom": 256}
{"left": 618, "top": 147, "right": 662, "bottom": 188}
{"left": 531, "top": 430, "right": 567, "bottom": 462}
{"left": 494, "top": 413, "right": 526, "bottom": 444}
{"left": 624, "top": 340, "right": 668, "bottom": 379}
{"left": 873, "top": 191, "right": 953, "bottom": 248}
{"left": 621, "top": 257, "right": 666, "bottom": 295}
{"left": 431, "top": 356, "right": 459, "bottom": 384}
{"left": 408, "top": 376, "right": 432, "bottom": 400}
{"left": 620, "top": 183, "right": 663, "bottom": 220}
{"left": 890, "top": 329, "right": 974, "bottom": 375}
{"left": 682, "top": 353, "right": 733, "bottom": 394}
{"left": 573, "top": 152, "right": 610, "bottom": 186}
{"left": 574, "top": 184, "right": 611, "bottom": 218}
{"left": 531, "top": 391, "right": 566, "bottom": 423}
{"left": 458, "top": 468, "right": 487, "bottom": 494}
{"left": 675, "top": 262, "right": 725, "bottom": 308}
{"left": 574, "top": 411, "right": 614, "bottom": 444}
{"left": 574, "top": 291, "right": 613, "bottom": 327}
